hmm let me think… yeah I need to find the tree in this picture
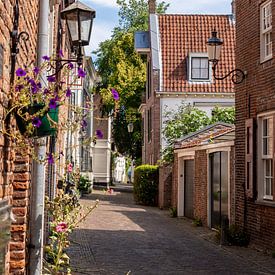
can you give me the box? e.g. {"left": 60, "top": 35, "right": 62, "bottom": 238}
{"left": 94, "top": 0, "right": 169, "bottom": 159}
{"left": 162, "top": 103, "right": 235, "bottom": 163}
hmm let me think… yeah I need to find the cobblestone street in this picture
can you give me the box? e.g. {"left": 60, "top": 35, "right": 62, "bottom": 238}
{"left": 68, "top": 189, "right": 275, "bottom": 275}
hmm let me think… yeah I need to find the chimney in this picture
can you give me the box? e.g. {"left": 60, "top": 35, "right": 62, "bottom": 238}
{"left": 231, "top": 0, "right": 236, "bottom": 21}
{"left": 148, "top": 0, "right": 156, "bottom": 14}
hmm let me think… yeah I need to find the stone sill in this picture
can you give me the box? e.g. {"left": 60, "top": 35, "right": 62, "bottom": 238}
{"left": 255, "top": 200, "right": 275, "bottom": 208}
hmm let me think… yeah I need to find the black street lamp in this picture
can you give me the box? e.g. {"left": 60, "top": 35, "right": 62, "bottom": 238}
{"left": 206, "top": 31, "right": 246, "bottom": 84}
{"left": 61, "top": 0, "right": 96, "bottom": 66}
{"left": 10, "top": 0, "right": 96, "bottom": 81}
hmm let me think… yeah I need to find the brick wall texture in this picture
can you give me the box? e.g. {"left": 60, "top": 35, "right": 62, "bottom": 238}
{"left": 235, "top": 0, "right": 275, "bottom": 249}
{"left": 0, "top": 0, "right": 38, "bottom": 273}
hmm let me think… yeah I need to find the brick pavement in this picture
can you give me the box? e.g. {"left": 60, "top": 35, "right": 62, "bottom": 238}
{"left": 68, "top": 190, "right": 275, "bottom": 275}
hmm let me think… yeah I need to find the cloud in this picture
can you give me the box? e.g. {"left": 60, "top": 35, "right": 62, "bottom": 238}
{"left": 84, "top": 21, "right": 114, "bottom": 56}
{"left": 83, "top": 0, "right": 118, "bottom": 8}
{"left": 166, "top": 0, "right": 231, "bottom": 14}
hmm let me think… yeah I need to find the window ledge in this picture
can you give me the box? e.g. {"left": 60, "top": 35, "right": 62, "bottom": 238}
{"left": 255, "top": 200, "right": 275, "bottom": 208}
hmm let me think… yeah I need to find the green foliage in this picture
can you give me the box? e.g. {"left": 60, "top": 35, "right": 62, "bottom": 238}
{"left": 133, "top": 165, "right": 159, "bottom": 206}
{"left": 211, "top": 106, "right": 235, "bottom": 124}
{"left": 116, "top": 0, "right": 169, "bottom": 32}
{"left": 94, "top": 0, "right": 169, "bottom": 159}
{"left": 192, "top": 217, "right": 203, "bottom": 227}
{"left": 162, "top": 103, "right": 236, "bottom": 163}
{"left": 77, "top": 175, "right": 91, "bottom": 194}
{"left": 169, "top": 207, "right": 177, "bottom": 218}
{"left": 162, "top": 103, "right": 210, "bottom": 163}
{"left": 227, "top": 225, "right": 250, "bottom": 246}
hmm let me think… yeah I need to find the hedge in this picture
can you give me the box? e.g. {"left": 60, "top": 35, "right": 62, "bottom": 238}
{"left": 133, "top": 165, "right": 159, "bottom": 206}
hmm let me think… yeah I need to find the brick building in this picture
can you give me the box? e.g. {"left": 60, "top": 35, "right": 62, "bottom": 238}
{"left": 235, "top": 0, "right": 275, "bottom": 249}
{"left": 136, "top": 1, "right": 235, "bottom": 166}
{"left": 0, "top": 0, "right": 39, "bottom": 273}
{"left": 0, "top": 0, "right": 96, "bottom": 273}
{"left": 135, "top": 0, "right": 236, "bottom": 208}
{"left": 172, "top": 123, "right": 235, "bottom": 229}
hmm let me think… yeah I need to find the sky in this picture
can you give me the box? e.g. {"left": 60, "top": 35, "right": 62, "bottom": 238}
{"left": 83, "top": 0, "right": 232, "bottom": 57}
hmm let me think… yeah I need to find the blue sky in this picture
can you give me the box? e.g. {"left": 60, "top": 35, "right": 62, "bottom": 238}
{"left": 83, "top": 0, "right": 232, "bottom": 56}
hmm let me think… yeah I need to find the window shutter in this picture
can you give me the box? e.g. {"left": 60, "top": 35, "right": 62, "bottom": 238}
{"left": 245, "top": 118, "right": 254, "bottom": 198}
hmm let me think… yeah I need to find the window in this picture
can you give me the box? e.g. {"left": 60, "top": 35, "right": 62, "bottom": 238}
{"left": 261, "top": 1, "right": 272, "bottom": 62}
{"left": 258, "top": 113, "right": 274, "bottom": 201}
{"left": 189, "top": 54, "right": 210, "bottom": 82}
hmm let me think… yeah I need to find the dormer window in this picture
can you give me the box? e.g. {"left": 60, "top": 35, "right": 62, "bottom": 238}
{"left": 189, "top": 53, "right": 210, "bottom": 82}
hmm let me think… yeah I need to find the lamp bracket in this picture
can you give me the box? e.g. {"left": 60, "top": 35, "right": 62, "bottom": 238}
{"left": 212, "top": 63, "right": 247, "bottom": 84}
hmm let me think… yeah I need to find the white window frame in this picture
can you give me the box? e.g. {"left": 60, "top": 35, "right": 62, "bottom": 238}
{"left": 188, "top": 53, "right": 211, "bottom": 82}
{"left": 258, "top": 112, "right": 274, "bottom": 201}
{"left": 260, "top": 0, "right": 272, "bottom": 62}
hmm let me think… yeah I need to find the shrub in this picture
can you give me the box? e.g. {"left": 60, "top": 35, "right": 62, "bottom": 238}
{"left": 133, "top": 165, "right": 159, "bottom": 206}
{"left": 228, "top": 225, "right": 250, "bottom": 247}
{"left": 169, "top": 207, "right": 177, "bottom": 218}
{"left": 77, "top": 175, "right": 91, "bottom": 194}
{"left": 192, "top": 217, "right": 203, "bottom": 227}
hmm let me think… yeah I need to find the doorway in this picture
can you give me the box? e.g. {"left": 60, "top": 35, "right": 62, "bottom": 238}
{"left": 209, "top": 151, "right": 229, "bottom": 228}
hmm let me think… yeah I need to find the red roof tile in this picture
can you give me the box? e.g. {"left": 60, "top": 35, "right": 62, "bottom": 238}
{"left": 158, "top": 14, "right": 235, "bottom": 93}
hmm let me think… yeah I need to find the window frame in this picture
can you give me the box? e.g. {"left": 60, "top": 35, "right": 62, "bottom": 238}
{"left": 260, "top": 0, "right": 272, "bottom": 62}
{"left": 257, "top": 112, "right": 274, "bottom": 201}
{"left": 188, "top": 53, "right": 211, "bottom": 82}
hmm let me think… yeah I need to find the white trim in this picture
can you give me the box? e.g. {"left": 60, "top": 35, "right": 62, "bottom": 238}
{"left": 175, "top": 141, "right": 234, "bottom": 155}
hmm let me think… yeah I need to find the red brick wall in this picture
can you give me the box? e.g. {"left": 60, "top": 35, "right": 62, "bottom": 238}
{"left": 235, "top": 0, "right": 275, "bottom": 249}
{"left": 171, "top": 154, "right": 178, "bottom": 208}
{"left": 158, "top": 164, "right": 172, "bottom": 209}
{"left": 193, "top": 150, "right": 208, "bottom": 225}
{"left": 0, "top": 0, "right": 39, "bottom": 273}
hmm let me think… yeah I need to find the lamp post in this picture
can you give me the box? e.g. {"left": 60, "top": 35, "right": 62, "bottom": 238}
{"left": 206, "top": 31, "right": 246, "bottom": 84}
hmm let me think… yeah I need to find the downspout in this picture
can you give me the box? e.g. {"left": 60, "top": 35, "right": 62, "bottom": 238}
{"left": 29, "top": 0, "right": 49, "bottom": 274}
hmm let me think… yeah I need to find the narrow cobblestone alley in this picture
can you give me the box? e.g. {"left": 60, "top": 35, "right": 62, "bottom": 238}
{"left": 68, "top": 189, "right": 275, "bottom": 275}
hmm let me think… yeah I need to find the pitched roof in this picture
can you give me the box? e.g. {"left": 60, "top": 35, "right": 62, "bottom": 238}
{"left": 158, "top": 14, "right": 235, "bottom": 94}
{"left": 174, "top": 122, "right": 235, "bottom": 149}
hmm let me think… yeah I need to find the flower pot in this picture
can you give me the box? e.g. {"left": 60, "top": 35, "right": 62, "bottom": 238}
{"left": 15, "top": 104, "right": 58, "bottom": 137}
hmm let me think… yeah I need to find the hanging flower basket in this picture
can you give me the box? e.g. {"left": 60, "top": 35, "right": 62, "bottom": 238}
{"left": 15, "top": 104, "right": 58, "bottom": 138}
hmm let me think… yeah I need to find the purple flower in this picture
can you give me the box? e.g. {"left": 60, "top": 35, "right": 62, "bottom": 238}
{"left": 96, "top": 129, "right": 103, "bottom": 139}
{"left": 49, "top": 98, "right": 57, "bottom": 109}
{"left": 31, "top": 86, "right": 38, "bottom": 94}
{"left": 42, "top": 55, "right": 50, "bottom": 61}
{"left": 33, "top": 67, "right": 39, "bottom": 75}
{"left": 16, "top": 68, "right": 26, "bottom": 77}
{"left": 47, "top": 76, "right": 56, "bottom": 83}
{"left": 47, "top": 153, "right": 54, "bottom": 165}
{"left": 15, "top": 85, "right": 24, "bottom": 91}
{"left": 58, "top": 49, "right": 64, "bottom": 57}
{"left": 37, "top": 82, "right": 42, "bottom": 89}
{"left": 81, "top": 119, "right": 88, "bottom": 129}
{"left": 67, "top": 63, "right": 74, "bottom": 70}
{"left": 43, "top": 88, "right": 49, "bottom": 95}
{"left": 29, "top": 79, "right": 36, "bottom": 86}
{"left": 77, "top": 68, "right": 86, "bottom": 78}
{"left": 32, "top": 117, "right": 42, "bottom": 128}
{"left": 65, "top": 88, "right": 72, "bottom": 97}
{"left": 111, "top": 88, "right": 119, "bottom": 101}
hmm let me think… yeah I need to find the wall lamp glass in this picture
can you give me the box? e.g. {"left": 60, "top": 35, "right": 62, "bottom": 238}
{"left": 207, "top": 31, "right": 247, "bottom": 84}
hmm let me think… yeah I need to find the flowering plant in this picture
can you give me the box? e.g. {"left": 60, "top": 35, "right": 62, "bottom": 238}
{"left": 9, "top": 55, "right": 86, "bottom": 138}
{"left": 43, "top": 170, "right": 99, "bottom": 274}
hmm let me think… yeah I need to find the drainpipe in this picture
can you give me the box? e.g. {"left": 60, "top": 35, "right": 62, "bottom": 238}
{"left": 29, "top": 0, "right": 49, "bottom": 274}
